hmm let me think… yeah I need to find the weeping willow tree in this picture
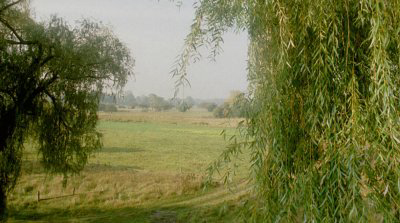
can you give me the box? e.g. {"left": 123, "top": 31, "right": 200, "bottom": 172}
{"left": 174, "top": 0, "right": 400, "bottom": 221}
{"left": 0, "top": 1, "right": 133, "bottom": 219}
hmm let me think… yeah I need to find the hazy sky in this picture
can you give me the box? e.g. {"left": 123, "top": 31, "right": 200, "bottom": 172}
{"left": 31, "top": 0, "right": 249, "bottom": 99}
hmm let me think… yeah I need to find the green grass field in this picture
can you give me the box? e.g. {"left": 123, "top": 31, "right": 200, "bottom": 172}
{"left": 8, "top": 109, "right": 250, "bottom": 222}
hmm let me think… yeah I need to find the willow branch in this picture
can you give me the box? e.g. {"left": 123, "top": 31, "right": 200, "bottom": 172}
{"left": 0, "top": 0, "right": 23, "bottom": 14}
{"left": 0, "top": 17, "right": 38, "bottom": 45}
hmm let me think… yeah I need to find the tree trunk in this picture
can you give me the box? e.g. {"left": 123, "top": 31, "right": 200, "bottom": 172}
{"left": 0, "top": 109, "right": 16, "bottom": 153}
{"left": 0, "top": 111, "right": 14, "bottom": 223}
{"left": 0, "top": 185, "right": 7, "bottom": 222}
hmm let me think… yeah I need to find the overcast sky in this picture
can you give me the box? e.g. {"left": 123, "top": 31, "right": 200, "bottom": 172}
{"left": 30, "top": 0, "right": 249, "bottom": 99}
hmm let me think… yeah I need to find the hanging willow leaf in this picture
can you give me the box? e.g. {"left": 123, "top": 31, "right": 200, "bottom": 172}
{"left": 175, "top": 0, "right": 400, "bottom": 222}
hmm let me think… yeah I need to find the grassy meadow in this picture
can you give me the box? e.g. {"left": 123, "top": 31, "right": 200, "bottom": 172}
{"left": 8, "top": 109, "right": 250, "bottom": 222}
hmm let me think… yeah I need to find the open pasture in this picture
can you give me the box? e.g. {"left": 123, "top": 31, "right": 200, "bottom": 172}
{"left": 8, "top": 110, "right": 249, "bottom": 222}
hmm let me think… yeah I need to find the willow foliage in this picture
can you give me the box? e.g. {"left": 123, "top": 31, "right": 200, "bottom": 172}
{"left": 0, "top": 1, "right": 133, "bottom": 218}
{"left": 176, "top": 0, "right": 400, "bottom": 221}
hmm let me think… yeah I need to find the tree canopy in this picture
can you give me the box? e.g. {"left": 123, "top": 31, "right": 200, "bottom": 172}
{"left": 0, "top": 0, "right": 133, "bottom": 218}
{"left": 177, "top": 0, "right": 400, "bottom": 221}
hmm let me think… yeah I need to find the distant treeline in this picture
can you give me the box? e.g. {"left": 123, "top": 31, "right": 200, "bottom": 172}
{"left": 99, "top": 91, "right": 196, "bottom": 112}
{"left": 98, "top": 91, "right": 249, "bottom": 118}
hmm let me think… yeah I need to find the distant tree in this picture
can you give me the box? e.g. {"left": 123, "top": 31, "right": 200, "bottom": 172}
{"left": 140, "top": 94, "right": 173, "bottom": 112}
{"left": 212, "top": 105, "right": 225, "bottom": 118}
{"left": 170, "top": 97, "right": 181, "bottom": 109}
{"left": 136, "top": 95, "right": 150, "bottom": 109}
{"left": 122, "top": 91, "right": 136, "bottom": 107}
{"left": 184, "top": 96, "right": 195, "bottom": 108}
{"left": 161, "top": 99, "right": 174, "bottom": 111}
{"left": 100, "top": 93, "right": 117, "bottom": 104}
{"left": 148, "top": 93, "right": 163, "bottom": 111}
{"left": 177, "top": 101, "right": 190, "bottom": 112}
{"left": 206, "top": 103, "right": 217, "bottom": 112}
{"left": 176, "top": 96, "right": 195, "bottom": 112}
{"left": 0, "top": 1, "right": 133, "bottom": 219}
{"left": 199, "top": 102, "right": 218, "bottom": 112}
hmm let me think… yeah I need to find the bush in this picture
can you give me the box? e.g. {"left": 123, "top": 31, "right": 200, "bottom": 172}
{"left": 213, "top": 106, "right": 226, "bottom": 118}
{"left": 177, "top": 102, "right": 192, "bottom": 112}
{"left": 213, "top": 102, "right": 247, "bottom": 118}
{"left": 206, "top": 103, "right": 218, "bottom": 112}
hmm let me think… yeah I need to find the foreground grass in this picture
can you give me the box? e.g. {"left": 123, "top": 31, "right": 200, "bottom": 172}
{"left": 8, "top": 110, "right": 249, "bottom": 222}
